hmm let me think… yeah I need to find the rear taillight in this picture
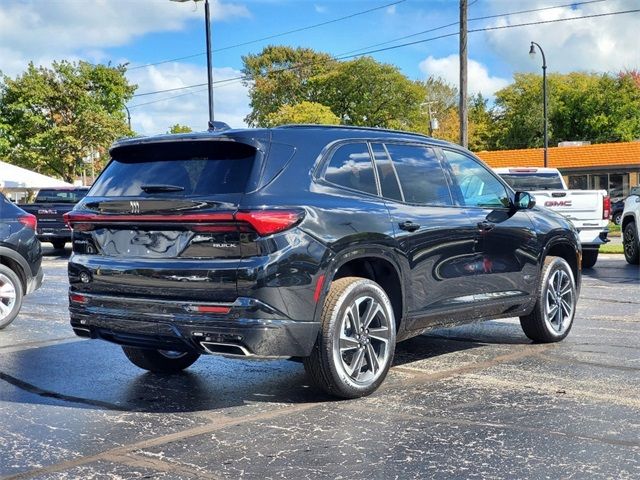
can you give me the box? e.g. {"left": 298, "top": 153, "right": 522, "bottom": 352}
{"left": 19, "top": 213, "right": 37, "bottom": 230}
{"left": 235, "top": 210, "right": 304, "bottom": 236}
{"left": 603, "top": 196, "right": 611, "bottom": 220}
{"left": 63, "top": 209, "right": 304, "bottom": 236}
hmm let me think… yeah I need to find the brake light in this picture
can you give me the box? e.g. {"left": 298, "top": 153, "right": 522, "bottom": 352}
{"left": 190, "top": 305, "right": 231, "bottom": 314}
{"left": 18, "top": 213, "right": 37, "bottom": 230}
{"left": 603, "top": 196, "right": 611, "bottom": 220}
{"left": 509, "top": 168, "right": 538, "bottom": 173}
{"left": 69, "top": 293, "right": 87, "bottom": 304}
{"left": 235, "top": 210, "right": 304, "bottom": 236}
{"left": 63, "top": 210, "right": 304, "bottom": 236}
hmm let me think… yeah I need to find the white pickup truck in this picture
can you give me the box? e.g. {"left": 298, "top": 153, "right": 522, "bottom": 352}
{"left": 494, "top": 167, "right": 610, "bottom": 268}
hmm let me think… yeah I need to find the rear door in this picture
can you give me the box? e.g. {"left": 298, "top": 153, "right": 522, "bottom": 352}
{"left": 68, "top": 140, "right": 258, "bottom": 302}
{"left": 374, "top": 142, "right": 480, "bottom": 331}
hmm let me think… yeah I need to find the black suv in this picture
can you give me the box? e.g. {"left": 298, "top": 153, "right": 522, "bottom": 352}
{"left": 0, "top": 193, "right": 44, "bottom": 329}
{"left": 66, "top": 126, "right": 581, "bottom": 398}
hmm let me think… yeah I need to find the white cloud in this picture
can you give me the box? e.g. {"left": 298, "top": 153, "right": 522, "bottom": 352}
{"left": 0, "top": 0, "right": 249, "bottom": 77}
{"left": 386, "top": 5, "right": 397, "bottom": 15}
{"left": 127, "top": 63, "right": 250, "bottom": 135}
{"left": 482, "top": 0, "right": 640, "bottom": 74}
{"left": 419, "top": 54, "right": 510, "bottom": 98}
{"left": 314, "top": 4, "right": 327, "bottom": 14}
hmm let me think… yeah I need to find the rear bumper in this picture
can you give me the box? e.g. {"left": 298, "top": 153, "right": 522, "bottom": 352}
{"left": 69, "top": 292, "right": 319, "bottom": 358}
{"left": 578, "top": 227, "right": 608, "bottom": 247}
{"left": 37, "top": 227, "right": 71, "bottom": 242}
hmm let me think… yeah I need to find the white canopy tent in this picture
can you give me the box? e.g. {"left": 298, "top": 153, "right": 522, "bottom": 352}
{"left": 0, "top": 161, "right": 72, "bottom": 189}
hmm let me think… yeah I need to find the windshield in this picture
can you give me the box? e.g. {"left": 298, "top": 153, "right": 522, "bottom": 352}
{"left": 35, "top": 189, "right": 88, "bottom": 203}
{"left": 498, "top": 173, "right": 564, "bottom": 191}
{"left": 90, "top": 141, "right": 256, "bottom": 197}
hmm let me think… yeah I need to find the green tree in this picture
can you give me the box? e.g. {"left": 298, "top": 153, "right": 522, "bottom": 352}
{"left": 242, "top": 45, "right": 335, "bottom": 127}
{"left": 0, "top": 61, "right": 135, "bottom": 182}
{"left": 491, "top": 71, "right": 640, "bottom": 149}
{"left": 265, "top": 101, "right": 339, "bottom": 126}
{"left": 310, "top": 57, "right": 424, "bottom": 129}
{"left": 168, "top": 123, "right": 192, "bottom": 134}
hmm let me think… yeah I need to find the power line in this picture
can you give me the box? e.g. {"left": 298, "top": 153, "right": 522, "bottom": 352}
{"left": 127, "top": 0, "right": 406, "bottom": 71}
{"left": 131, "top": 0, "right": 611, "bottom": 98}
{"left": 128, "top": 7, "right": 640, "bottom": 108}
{"left": 340, "top": 0, "right": 608, "bottom": 56}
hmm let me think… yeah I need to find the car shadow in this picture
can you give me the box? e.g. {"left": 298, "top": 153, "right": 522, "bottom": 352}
{"left": 40, "top": 244, "right": 71, "bottom": 259}
{"left": 0, "top": 320, "right": 530, "bottom": 413}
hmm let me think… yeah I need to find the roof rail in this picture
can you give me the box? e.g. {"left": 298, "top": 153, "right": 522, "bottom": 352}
{"left": 276, "top": 124, "right": 431, "bottom": 139}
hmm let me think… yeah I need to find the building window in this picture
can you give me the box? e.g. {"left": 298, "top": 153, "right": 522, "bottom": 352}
{"left": 568, "top": 175, "right": 587, "bottom": 189}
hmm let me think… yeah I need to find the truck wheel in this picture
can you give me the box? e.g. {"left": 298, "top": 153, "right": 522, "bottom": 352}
{"left": 581, "top": 249, "right": 599, "bottom": 269}
{"left": 623, "top": 222, "right": 640, "bottom": 265}
{"left": 0, "top": 264, "right": 24, "bottom": 329}
{"left": 520, "top": 256, "right": 576, "bottom": 343}
{"left": 122, "top": 346, "right": 200, "bottom": 373}
{"left": 303, "top": 277, "right": 396, "bottom": 399}
{"left": 51, "top": 240, "right": 66, "bottom": 250}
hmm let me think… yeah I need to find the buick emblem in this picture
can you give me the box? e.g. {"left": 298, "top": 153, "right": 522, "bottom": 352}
{"left": 130, "top": 201, "right": 140, "bottom": 214}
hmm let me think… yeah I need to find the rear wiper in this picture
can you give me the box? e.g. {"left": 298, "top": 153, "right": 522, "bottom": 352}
{"left": 140, "top": 184, "right": 185, "bottom": 193}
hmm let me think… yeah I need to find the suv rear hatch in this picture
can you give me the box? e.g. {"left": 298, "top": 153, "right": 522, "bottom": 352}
{"left": 67, "top": 139, "right": 259, "bottom": 302}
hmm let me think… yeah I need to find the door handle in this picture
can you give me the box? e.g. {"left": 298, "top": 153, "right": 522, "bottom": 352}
{"left": 399, "top": 221, "right": 420, "bottom": 232}
{"left": 477, "top": 221, "right": 495, "bottom": 232}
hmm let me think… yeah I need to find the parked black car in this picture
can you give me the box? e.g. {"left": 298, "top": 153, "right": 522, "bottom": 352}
{"left": 65, "top": 126, "right": 582, "bottom": 398}
{"left": 19, "top": 187, "right": 90, "bottom": 249}
{"left": 0, "top": 193, "right": 43, "bottom": 329}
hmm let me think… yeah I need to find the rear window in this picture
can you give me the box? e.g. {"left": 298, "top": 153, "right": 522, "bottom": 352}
{"left": 91, "top": 141, "right": 256, "bottom": 197}
{"left": 499, "top": 172, "right": 564, "bottom": 191}
{"left": 35, "top": 189, "right": 88, "bottom": 203}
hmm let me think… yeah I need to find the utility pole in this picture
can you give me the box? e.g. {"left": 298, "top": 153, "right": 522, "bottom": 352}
{"left": 459, "top": 0, "right": 468, "bottom": 148}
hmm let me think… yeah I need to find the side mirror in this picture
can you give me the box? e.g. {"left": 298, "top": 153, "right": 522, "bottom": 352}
{"left": 515, "top": 191, "right": 536, "bottom": 210}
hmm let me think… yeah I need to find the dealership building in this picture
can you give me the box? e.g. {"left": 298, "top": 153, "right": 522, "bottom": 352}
{"left": 476, "top": 141, "right": 640, "bottom": 203}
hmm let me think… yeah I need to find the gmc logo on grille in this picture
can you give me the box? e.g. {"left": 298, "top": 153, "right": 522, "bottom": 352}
{"left": 544, "top": 200, "right": 572, "bottom": 207}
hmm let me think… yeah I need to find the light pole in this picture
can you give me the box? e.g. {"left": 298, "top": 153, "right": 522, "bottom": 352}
{"left": 172, "top": 0, "right": 215, "bottom": 130}
{"left": 123, "top": 104, "right": 131, "bottom": 129}
{"left": 529, "top": 41, "right": 548, "bottom": 167}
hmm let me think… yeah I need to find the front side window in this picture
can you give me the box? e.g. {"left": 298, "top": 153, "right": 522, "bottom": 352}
{"left": 324, "top": 143, "right": 377, "bottom": 195}
{"left": 444, "top": 150, "right": 510, "bottom": 208}
{"left": 384, "top": 144, "right": 452, "bottom": 205}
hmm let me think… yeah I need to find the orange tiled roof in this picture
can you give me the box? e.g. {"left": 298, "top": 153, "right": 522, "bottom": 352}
{"left": 475, "top": 141, "right": 640, "bottom": 170}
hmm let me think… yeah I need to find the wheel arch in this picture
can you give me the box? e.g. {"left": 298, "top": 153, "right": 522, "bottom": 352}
{"left": 621, "top": 212, "right": 636, "bottom": 233}
{"left": 0, "top": 247, "right": 29, "bottom": 292}
{"left": 318, "top": 248, "right": 406, "bottom": 335}
{"left": 542, "top": 239, "right": 581, "bottom": 291}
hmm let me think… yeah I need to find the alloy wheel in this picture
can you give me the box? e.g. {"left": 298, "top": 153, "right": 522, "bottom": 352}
{"left": 544, "top": 269, "right": 574, "bottom": 334}
{"left": 0, "top": 273, "right": 17, "bottom": 322}
{"left": 334, "top": 295, "right": 392, "bottom": 385}
{"left": 624, "top": 227, "right": 637, "bottom": 258}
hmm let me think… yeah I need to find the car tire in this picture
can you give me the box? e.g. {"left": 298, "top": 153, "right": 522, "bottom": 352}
{"left": 581, "top": 249, "right": 599, "bottom": 269}
{"left": 613, "top": 212, "right": 622, "bottom": 225}
{"left": 0, "top": 264, "right": 24, "bottom": 329}
{"left": 623, "top": 222, "right": 640, "bottom": 265}
{"left": 303, "top": 276, "right": 396, "bottom": 399}
{"left": 122, "top": 346, "right": 200, "bottom": 373}
{"left": 520, "top": 256, "right": 576, "bottom": 343}
{"left": 51, "top": 241, "right": 66, "bottom": 250}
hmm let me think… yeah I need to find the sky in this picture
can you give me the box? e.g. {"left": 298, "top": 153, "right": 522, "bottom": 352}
{"left": 1, "top": 0, "right": 639, "bottom": 135}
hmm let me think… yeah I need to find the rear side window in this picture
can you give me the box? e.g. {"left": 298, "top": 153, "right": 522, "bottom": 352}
{"left": 371, "top": 143, "right": 403, "bottom": 202}
{"left": 385, "top": 144, "right": 452, "bottom": 205}
{"left": 324, "top": 143, "right": 377, "bottom": 195}
{"left": 90, "top": 141, "right": 256, "bottom": 197}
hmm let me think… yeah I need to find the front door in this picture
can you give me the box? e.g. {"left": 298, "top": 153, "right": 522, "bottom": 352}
{"left": 440, "top": 149, "right": 539, "bottom": 318}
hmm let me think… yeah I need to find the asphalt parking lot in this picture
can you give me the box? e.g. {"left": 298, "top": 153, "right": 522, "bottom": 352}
{"left": 1, "top": 247, "right": 638, "bottom": 479}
